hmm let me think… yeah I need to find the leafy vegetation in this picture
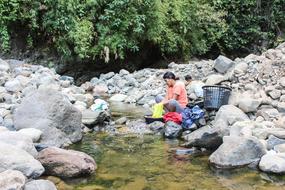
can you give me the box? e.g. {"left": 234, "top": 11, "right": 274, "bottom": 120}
{"left": 0, "top": 0, "right": 284, "bottom": 62}
{"left": 213, "top": 0, "right": 285, "bottom": 54}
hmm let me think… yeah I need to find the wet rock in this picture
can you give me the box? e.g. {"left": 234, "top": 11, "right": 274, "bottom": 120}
{"left": 0, "top": 170, "right": 26, "bottom": 190}
{"left": 82, "top": 110, "right": 110, "bottom": 126}
{"left": 24, "top": 180, "right": 57, "bottom": 190}
{"left": 148, "top": 121, "right": 165, "bottom": 134}
{"left": 37, "top": 147, "right": 96, "bottom": 178}
{"left": 125, "top": 119, "right": 152, "bottom": 134}
{"left": 183, "top": 125, "right": 223, "bottom": 150}
{"left": 164, "top": 121, "right": 182, "bottom": 138}
{"left": 209, "top": 136, "right": 266, "bottom": 168}
{"left": 0, "top": 142, "right": 44, "bottom": 178}
{"left": 115, "top": 117, "right": 128, "bottom": 125}
{"left": 14, "top": 88, "right": 82, "bottom": 147}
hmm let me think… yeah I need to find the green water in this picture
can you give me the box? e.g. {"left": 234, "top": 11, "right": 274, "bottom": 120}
{"left": 68, "top": 102, "right": 285, "bottom": 190}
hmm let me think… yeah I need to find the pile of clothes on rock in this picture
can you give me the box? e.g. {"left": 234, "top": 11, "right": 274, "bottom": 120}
{"left": 151, "top": 99, "right": 205, "bottom": 132}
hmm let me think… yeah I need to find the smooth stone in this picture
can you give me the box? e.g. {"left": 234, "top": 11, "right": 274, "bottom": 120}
{"left": 259, "top": 151, "right": 285, "bottom": 174}
{"left": 0, "top": 142, "right": 44, "bottom": 178}
{"left": 0, "top": 170, "right": 26, "bottom": 190}
{"left": 24, "top": 179, "right": 57, "bottom": 190}
{"left": 17, "top": 128, "right": 43, "bottom": 143}
{"left": 37, "top": 147, "right": 96, "bottom": 178}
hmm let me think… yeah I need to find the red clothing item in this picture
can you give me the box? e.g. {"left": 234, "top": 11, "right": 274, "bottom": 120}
{"left": 166, "top": 81, "right": 188, "bottom": 107}
{"left": 163, "top": 112, "right": 182, "bottom": 124}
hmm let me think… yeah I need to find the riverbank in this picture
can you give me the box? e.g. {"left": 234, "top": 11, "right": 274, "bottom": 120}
{"left": 0, "top": 42, "right": 285, "bottom": 189}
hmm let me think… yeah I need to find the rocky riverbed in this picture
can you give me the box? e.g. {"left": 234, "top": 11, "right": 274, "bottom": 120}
{"left": 0, "top": 42, "right": 285, "bottom": 189}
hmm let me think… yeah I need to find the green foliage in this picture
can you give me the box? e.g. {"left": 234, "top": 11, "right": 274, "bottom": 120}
{"left": 146, "top": 0, "right": 226, "bottom": 57}
{"left": 0, "top": 0, "right": 284, "bottom": 61}
{"left": 213, "top": 0, "right": 285, "bottom": 53}
{"left": 0, "top": 0, "right": 39, "bottom": 51}
{"left": 0, "top": 0, "right": 226, "bottom": 60}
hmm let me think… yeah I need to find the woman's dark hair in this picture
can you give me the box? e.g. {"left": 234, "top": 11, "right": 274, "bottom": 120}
{"left": 185, "top": 75, "right": 192, "bottom": 81}
{"left": 163, "top": 71, "right": 177, "bottom": 80}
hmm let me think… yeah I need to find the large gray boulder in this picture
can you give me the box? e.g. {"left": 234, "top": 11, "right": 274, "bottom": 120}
{"left": 14, "top": 88, "right": 82, "bottom": 147}
{"left": 0, "top": 131, "right": 38, "bottom": 157}
{"left": 214, "top": 55, "right": 234, "bottom": 74}
{"left": 37, "top": 147, "right": 96, "bottom": 178}
{"left": 209, "top": 136, "right": 266, "bottom": 168}
{"left": 24, "top": 180, "right": 57, "bottom": 190}
{"left": 183, "top": 126, "right": 223, "bottom": 150}
{"left": 259, "top": 151, "right": 285, "bottom": 174}
{"left": 0, "top": 142, "right": 44, "bottom": 178}
{"left": 0, "top": 170, "right": 26, "bottom": 190}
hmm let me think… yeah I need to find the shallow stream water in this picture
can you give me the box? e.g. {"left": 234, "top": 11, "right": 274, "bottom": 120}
{"left": 68, "top": 102, "right": 285, "bottom": 190}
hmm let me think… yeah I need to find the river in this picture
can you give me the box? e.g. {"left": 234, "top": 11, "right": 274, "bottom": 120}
{"left": 67, "top": 102, "right": 285, "bottom": 190}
